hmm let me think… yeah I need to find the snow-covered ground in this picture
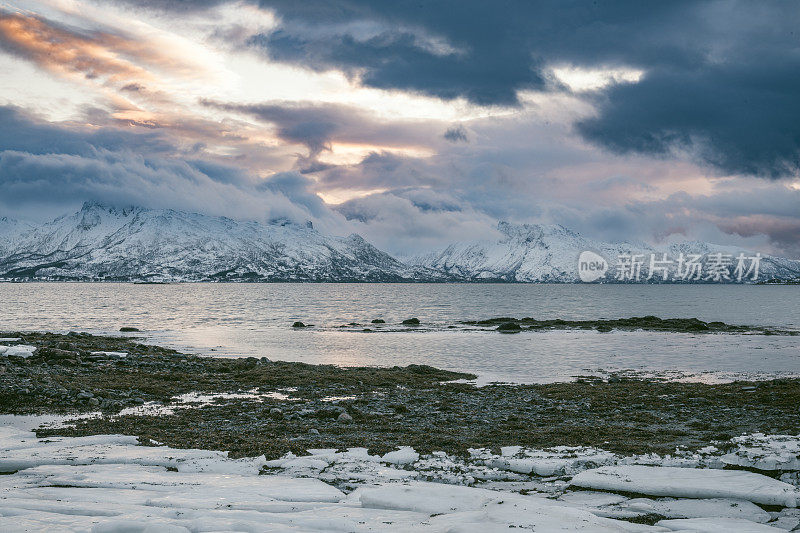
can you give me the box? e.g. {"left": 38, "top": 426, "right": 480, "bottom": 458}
{"left": 1, "top": 416, "right": 799, "bottom": 532}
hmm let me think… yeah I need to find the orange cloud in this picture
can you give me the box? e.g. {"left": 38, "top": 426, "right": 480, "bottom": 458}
{"left": 0, "top": 9, "right": 213, "bottom": 92}
{"left": 0, "top": 11, "right": 154, "bottom": 85}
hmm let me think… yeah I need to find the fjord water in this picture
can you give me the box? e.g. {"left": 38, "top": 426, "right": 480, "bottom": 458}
{"left": 1, "top": 283, "right": 798, "bottom": 383}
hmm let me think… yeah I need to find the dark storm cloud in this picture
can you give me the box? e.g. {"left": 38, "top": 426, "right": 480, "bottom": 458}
{"left": 126, "top": 0, "right": 800, "bottom": 179}
{"left": 256, "top": 0, "right": 800, "bottom": 179}
{"left": 576, "top": 62, "right": 800, "bottom": 179}
{"left": 246, "top": 0, "right": 695, "bottom": 104}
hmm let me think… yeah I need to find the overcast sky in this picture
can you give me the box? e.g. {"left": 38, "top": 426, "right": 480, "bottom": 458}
{"left": 1, "top": 0, "right": 799, "bottom": 257}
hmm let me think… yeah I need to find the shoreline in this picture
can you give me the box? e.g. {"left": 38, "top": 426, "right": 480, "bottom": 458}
{"left": 2, "top": 331, "right": 800, "bottom": 459}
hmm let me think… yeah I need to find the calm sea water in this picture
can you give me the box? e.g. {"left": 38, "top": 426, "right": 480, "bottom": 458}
{"left": 1, "top": 283, "right": 798, "bottom": 383}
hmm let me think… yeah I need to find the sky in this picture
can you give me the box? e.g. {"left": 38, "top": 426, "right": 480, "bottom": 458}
{"left": 0, "top": 0, "right": 799, "bottom": 258}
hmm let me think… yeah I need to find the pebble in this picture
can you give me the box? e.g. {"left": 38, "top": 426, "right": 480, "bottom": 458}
{"left": 309, "top": 428, "right": 320, "bottom": 435}
{"left": 338, "top": 412, "right": 353, "bottom": 423}
{"left": 269, "top": 408, "right": 284, "bottom": 419}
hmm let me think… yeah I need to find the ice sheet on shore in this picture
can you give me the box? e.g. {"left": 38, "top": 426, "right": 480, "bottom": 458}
{"left": 0, "top": 344, "right": 36, "bottom": 357}
{"left": 0, "top": 437, "right": 646, "bottom": 531}
{"left": 490, "top": 446, "right": 617, "bottom": 476}
{"left": 2, "top": 419, "right": 800, "bottom": 531}
{"left": 619, "top": 498, "right": 770, "bottom": 522}
{"left": 357, "top": 482, "right": 654, "bottom": 531}
{"left": 722, "top": 434, "right": 800, "bottom": 471}
{"left": 656, "top": 517, "right": 784, "bottom": 532}
{"left": 0, "top": 425, "right": 266, "bottom": 475}
{"left": 570, "top": 465, "right": 798, "bottom": 507}
{"left": 90, "top": 351, "right": 128, "bottom": 358}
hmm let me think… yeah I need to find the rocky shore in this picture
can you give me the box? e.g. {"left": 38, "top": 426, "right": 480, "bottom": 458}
{"left": 2, "top": 331, "right": 800, "bottom": 460}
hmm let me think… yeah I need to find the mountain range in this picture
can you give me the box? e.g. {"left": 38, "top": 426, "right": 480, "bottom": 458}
{"left": 408, "top": 221, "right": 800, "bottom": 282}
{"left": 0, "top": 203, "right": 797, "bottom": 283}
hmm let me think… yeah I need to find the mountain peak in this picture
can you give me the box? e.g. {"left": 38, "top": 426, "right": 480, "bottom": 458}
{"left": 79, "top": 201, "right": 139, "bottom": 216}
{"left": 496, "top": 221, "right": 578, "bottom": 242}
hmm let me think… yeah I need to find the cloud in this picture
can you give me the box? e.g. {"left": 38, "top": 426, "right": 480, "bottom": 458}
{"left": 201, "top": 99, "right": 440, "bottom": 169}
{"left": 0, "top": 106, "right": 174, "bottom": 157}
{"left": 112, "top": 0, "right": 230, "bottom": 11}
{"left": 0, "top": 8, "right": 210, "bottom": 86}
{"left": 577, "top": 62, "right": 800, "bottom": 179}
{"left": 0, "top": 105, "right": 341, "bottom": 229}
{"left": 2, "top": 0, "right": 799, "bottom": 259}
{"left": 443, "top": 125, "right": 468, "bottom": 143}
{"left": 102, "top": 1, "right": 800, "bottom": 179}
{"left": 335, "top": 189, "right": 501, "bottom": 256}
{"left": 240, "top": 0, "right": 800, "bottom": 179}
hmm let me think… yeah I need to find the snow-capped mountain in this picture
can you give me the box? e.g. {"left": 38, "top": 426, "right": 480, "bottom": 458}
{"left": 409, "top": 221, "right": 800, "bottom": 282}
{"left": 0, "top": 203, "right": 440, "bottom": 282}
{"left": 1, "top": 208, "right": 797, "bottom": 282}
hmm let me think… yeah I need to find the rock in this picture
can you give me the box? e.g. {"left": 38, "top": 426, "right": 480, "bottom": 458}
{"left": 337, "top": 412, "right": 353, "bottom": 423}
{"left": 291, "top": 322, "right": 307, "bottom": 328}
{"left": 132, "top": 397, "right": 145, "bottom": 405}
{"left": 362, "top": 328, "right": 373, "bottom": 332}
{"left": 119, "top": 327, "right": 140, "bottom": 332}
{"left": 76, "top": 391, "right": 94, "bottom": 400}
{"left": 371, "top": 319, "right": 385, "bottom": 324}
{"left": 596, "top": 325, "right": 613, "bottom": 333}
{"left": 35, "top": 347, "right": 78, "bottom": 360}
{"left": 269, "top": 408, "right": 284, "bottom": 419}
{"left": 308, "top": 428, "right": 320, "bottom": 435}
{"left": 402, "top": 318, "right": 420, "bottom": 325}
{"left": 497, "top": 322, "right": 522, "bottom": 332}
{"left": 87, "top": 397, "right": 100, "bottom": 407}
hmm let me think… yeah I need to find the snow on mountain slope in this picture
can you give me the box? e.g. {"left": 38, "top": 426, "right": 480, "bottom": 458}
{"left": 409, "top": 221, "right": 800, "bottom": 282}
{"left": 0, "top": 217, "right": 33, "bottom": 257}
{"left": 0, "top": 203, "right": 439, "bottom": 282}
{"left": 1, "top": 208, "right": 798, "bottom": 282}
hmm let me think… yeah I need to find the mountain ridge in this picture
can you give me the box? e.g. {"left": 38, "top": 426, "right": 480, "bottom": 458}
{"left": 0, "top": 204, "right": 797, "bottom": 283}
{"left": 409, "top": 221, "right": 800, "bottom": 283}
{"left": 0, "top": 202, "right": 441, "bottom": 282}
